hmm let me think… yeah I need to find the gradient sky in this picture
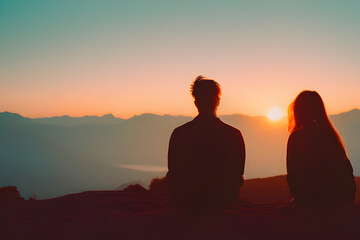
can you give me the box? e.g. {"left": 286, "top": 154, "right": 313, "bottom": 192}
{"left": 1, "top": 0, "right": 359, "bottom": 118}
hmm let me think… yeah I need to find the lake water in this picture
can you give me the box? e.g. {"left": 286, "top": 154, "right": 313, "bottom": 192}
{"left": 115, "top": 164, "right": 167, "bottom": 172}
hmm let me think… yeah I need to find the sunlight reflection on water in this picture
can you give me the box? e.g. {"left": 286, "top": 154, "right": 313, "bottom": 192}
{"left": 115, "top": 164, "right": 167, "bottom": 172}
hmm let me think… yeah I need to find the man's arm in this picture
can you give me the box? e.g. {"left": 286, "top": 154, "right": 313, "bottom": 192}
{"left": 166, "top": 129, "right": 178, "bottom": 186}
{"left": 236, "top": 130, "right": 246, "bottom": 187}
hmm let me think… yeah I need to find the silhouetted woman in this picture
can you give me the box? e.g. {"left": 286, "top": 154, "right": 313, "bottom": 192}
{"left": 287, "top": 90, "right": 356, "bottom": 214}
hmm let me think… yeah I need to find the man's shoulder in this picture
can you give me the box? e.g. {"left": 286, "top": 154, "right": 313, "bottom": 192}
{"left": 171, "top": 118, "right": 243, "bottom": 138}
{"left": 218, "top": 119, "right": 242, "bottom": 135}
{"left": 172, "top": 119, "right": 196, "bottom": 134}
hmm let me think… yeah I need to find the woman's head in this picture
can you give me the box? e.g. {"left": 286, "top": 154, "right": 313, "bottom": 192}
{"left": 288, "top": 90, "right": 347, "bottom": 156}
{"left": 288, "top": 90, "right": 328, "bottom": 132}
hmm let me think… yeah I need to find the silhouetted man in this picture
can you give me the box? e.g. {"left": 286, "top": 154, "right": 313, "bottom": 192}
{"left": 166, "top": 75, "right": 245, "bottom": 214}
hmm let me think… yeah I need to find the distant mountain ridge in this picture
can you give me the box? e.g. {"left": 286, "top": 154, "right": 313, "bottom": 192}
{"left": 0, "top": 109, "right": 359, "bottom": 199}
{"left": 0, "top": 111, "right": 124, "bottom": 127}
{"left": 2, "top": 108, "right": 358, "bottom": 126}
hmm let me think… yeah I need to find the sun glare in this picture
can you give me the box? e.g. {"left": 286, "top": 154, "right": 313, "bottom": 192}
{"left": 267, "top": 107, "right": 284, "bottom": 121}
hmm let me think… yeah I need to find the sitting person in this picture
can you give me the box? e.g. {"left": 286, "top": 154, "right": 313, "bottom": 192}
{"left": 166, "top": 75, "right": 246, "bottom": 214}
{"left": 286, "top": 90, "right": 356, "bottom": 214}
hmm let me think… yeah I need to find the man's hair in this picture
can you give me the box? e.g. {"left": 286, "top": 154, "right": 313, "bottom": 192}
{"left": 190, "top": 75, "right": 221, "bottom": 100}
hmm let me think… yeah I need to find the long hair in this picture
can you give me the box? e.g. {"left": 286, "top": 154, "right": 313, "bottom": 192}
{"left": 288, "top": 90, "right": 347, "bottom": 156}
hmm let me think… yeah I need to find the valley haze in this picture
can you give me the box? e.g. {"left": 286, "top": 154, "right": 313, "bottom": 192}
{"left": 1, "top": 109, "right": 359, "bottom": 199}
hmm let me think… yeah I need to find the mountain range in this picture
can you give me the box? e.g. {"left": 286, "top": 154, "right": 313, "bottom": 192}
{"left": 1, "top": 109, "right": 359, "bottom": 199}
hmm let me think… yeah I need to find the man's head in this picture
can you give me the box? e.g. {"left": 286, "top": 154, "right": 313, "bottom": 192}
{"left": 190, "top": 75, "right": 221, "bottom": 114}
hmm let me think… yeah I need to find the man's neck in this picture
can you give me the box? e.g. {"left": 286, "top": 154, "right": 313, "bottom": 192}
{"left": 197, "top": 111, "right": 217, "bottom": 118}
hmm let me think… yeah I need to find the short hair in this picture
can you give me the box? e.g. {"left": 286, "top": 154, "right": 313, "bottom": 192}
{"left": 190, "top": 75, "right": 221, "bottom": 100}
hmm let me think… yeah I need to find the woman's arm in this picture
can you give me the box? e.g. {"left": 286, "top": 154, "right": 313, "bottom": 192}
{"left": 286, "top": 130, "right": 307, "bottom": 197}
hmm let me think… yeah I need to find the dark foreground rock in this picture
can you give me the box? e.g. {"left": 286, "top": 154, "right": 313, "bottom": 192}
{"left": 1, "top": 178, "right": 360, "bottom": 240}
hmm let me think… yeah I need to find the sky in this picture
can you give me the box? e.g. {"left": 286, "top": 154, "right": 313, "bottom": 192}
{"left": 1, "top": 0, "right": 359, "bottom": 118}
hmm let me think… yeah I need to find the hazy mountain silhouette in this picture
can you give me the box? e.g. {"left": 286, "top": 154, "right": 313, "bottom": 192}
{"left": 0, "top": 111, "right": 28, "bottom": 125}
{"left": 330, "top": 109, "right": 360, "bottom": 176}
{"left": 33, "top": 113, "right": 124, "bottom": 126}
{"left": 0, "top": 109, "right": 359, "bottom": 199}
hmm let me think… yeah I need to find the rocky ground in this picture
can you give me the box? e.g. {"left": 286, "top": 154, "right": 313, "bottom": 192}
{"left": 1, "top": 176, "right": 360, "bottom": 240}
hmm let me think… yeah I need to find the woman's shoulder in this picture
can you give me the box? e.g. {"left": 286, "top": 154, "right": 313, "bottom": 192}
{"left": 289, "top": 127, "right": 308, "bottom": 140}
{"left": 289, "top": 124, "right": 326, "bottom": 138}
{"left": 287, "top": 130, "right": 303, "bottom": 150}
{"left": 289, "top": 125, "right": 337, "bottom": 147}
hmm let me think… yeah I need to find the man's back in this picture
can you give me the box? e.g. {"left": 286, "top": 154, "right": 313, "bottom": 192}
{"left": 167, "top": 115, "right": 245, "bottom": 212}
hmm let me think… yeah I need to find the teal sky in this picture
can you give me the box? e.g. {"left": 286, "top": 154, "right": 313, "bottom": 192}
{"left": 1, "top": 0, "right": 359, "bottom": 118}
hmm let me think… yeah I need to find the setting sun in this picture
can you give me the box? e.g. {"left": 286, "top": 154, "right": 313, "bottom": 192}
{"left": 267, "top": 107, "right": 285, "bottom": 121}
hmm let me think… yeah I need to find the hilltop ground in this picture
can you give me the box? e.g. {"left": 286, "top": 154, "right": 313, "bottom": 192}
{"left": 1, "top": 176, "right": 360, "bottom": 240}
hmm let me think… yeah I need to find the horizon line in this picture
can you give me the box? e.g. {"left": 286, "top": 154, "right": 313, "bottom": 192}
{"left": 1, "top": 108, "right": 359, "bottom": 120}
